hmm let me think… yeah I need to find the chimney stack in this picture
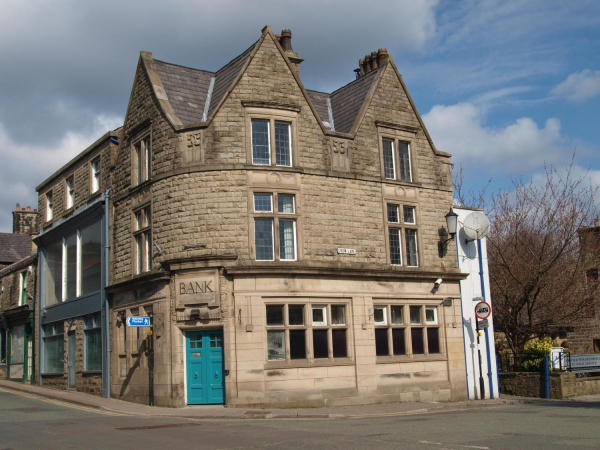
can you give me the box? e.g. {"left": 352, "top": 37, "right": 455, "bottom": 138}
{"left": 356, "top": 48, "right": 389, "bottom": 78}
{"left": 13, "top": 204, "right": 39, "bottom": 236}
{"left": 278, "top": 29, "right": 304, "bottom": 77}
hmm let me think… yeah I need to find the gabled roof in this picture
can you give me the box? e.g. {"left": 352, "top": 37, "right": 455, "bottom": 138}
{"left": 154, "top": 60, "right": 214, "bottom": 126}
{"left": 329, "top": 68, "right": 380, "bottom": 134}
{"left": 0, "top": 233, "right": 30, "bottom": 264}
{"left": 207, "top": 43, "right": 257, "bottom": 118}
{"left": 306, "top": 90, "right": 330, "bottom": 127}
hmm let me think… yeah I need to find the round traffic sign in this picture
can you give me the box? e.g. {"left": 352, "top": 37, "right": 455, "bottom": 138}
{"left": 474, "top": 301, "right": 491, "bottom": 320}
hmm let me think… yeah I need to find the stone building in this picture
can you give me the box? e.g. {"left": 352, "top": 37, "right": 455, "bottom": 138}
{"left": 563, "top": 220, "right": 600, "bottom": 354}
{"left": 34, "top": 130, "right": 119, "bottom": 397}
{"left": 0, "top": 205, "right": 38, "bottom": 381}
{"left": 98, "top": 25, "right": 467, "bottom": 408}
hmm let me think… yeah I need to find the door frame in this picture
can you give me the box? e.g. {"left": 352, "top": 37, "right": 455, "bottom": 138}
{"left": 183, "top": 328, "right": 225, "bottom": 405}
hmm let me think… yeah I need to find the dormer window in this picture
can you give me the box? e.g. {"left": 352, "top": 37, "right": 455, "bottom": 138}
{"left": 251, "top": 119, "right": 292, "bottom": 166}
{"left": 382, "top": 138, "right": 412, "bottom": 182}
{"left": 245, "top": 106, "right": 298, "bottom": 168}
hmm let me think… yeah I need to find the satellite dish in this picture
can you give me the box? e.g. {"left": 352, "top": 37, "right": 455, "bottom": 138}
{"left": 463, "top": 212, "right": 490, "bottom": 241}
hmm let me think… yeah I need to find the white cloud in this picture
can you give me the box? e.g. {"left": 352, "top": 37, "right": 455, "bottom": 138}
{"left": 551, "top": 70, "right": 600, "bottom": 103}
{"left": 0, "top": 114, "right": 122, "bottom": 232}
{"left": 422, "top": 102, "right": 570, "bottom": 173}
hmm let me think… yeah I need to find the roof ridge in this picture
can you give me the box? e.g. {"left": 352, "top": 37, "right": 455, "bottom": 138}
{"left": 153, "top": 58, "right": 216, "bottom": 75}
{"left": 330, "top": 68, "right": 379, "bottom": 97}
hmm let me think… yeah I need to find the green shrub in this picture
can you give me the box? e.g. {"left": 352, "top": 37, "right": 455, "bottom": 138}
{"left": 522, "top": 337, "right": 553, "bottom": 371}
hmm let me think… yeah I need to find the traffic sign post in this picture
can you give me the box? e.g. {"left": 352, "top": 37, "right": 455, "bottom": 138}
{"left": 474, "top": 301, "right": 492, "bottom": 400}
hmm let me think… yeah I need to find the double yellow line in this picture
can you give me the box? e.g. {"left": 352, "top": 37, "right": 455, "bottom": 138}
{"left": 0, "top": 387, "right": 124, "bottom": 416}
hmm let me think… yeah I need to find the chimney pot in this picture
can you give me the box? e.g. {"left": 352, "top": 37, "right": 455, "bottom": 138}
{"left": 359, "top": 58, "right": 365, "bottom": 76}
{"left": 26, "top": 206, "right": 31, "bottom": 211}
{"left": 595, "top": 218, "right": 599, "bottom": 227}
{"left": 16, "top": 203, "right": 20, "bottom": 211}
{"left": 365, "top": 54, "right": 372, "bottom": 73}
{"left": 280, "top": 29, "right": 293, "bottom": 51}
{"left": 34, "top": 209, "right": 38, "bottom": 212}
{"left": 377, "top": 48, "right": 388, "bottom": 65}
{"left": 371, "top": 51, "right": 378, "bottom": 70}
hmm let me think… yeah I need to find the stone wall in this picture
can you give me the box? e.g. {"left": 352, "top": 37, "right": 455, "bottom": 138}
{"left": 500, "top": 371, "right": 600, "bottom": 399}
{"left": 12, "top": 209, "right": 38, "bottom": 236}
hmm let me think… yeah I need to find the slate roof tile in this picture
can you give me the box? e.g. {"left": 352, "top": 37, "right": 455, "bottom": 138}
{"left": 0, "top": 233, "right": 31, "bottom": 264}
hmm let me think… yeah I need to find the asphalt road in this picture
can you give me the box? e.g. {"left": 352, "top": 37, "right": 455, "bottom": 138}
{"left": 1, "top": 388, "right": 600, "bottom": 449}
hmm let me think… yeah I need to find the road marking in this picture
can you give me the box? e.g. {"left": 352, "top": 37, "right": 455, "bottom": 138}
{"left": 419, "top": 442, "right": 489, "bottom": 450}
{"left": 0, "top": 388, "right": 124, "bottom": 416}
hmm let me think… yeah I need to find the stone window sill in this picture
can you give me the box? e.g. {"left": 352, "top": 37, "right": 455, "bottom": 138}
{"left": 265, "top": 357, "right": 354, "bottom": 370}
{"left": 376, "top": 354, "right": 447, "bottom": 364}
{"left": 82, "top": 371, "right": 102, "bottom": 375}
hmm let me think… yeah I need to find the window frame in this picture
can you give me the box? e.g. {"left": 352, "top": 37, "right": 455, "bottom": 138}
{"left": 378, "top": 129, "right": 417, "bottom": 183}
{"left": 42, "top": 321, "right": 64, "bottom": 374}
{"left": 65, "top": 175, "right": 75, "bottom": 210}
{"left": 45, "top": 191, "right": 53, "bottom": 222}
{"left": 385, "top": 201, "right": 421, "bottom": 267}
{"left": 250, "top": 191, "right": 300, "bottom": 262}
{"left": 131, "top": 130, "right": 151, "bottom": 187}
{"left": 265, "top": 302, "right": 350, "bottom": 365}
{"left": 42, "top": 220, "right": 102, "bottom": 306}
{"left": 245, "top": 107, "right": 298, "bottom": 168}
{"left": 132, "top": 204, "right": 152, "bottom": 275}
{"left": 587, "top": 268, "right": 598, "bottom": 284}
{"left": 19, "top": 270, "right": 28, "bottom": 306}
{"left": 90, "top": 156, "right": 101, "bottom": 194}
{"left": 83, "top": 313, "right": 102, "bottom": 372}
{"left": 373, "top": 304, "right": 443, "bottom": 360}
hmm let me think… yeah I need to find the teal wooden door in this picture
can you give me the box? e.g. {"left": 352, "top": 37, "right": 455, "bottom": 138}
{"left": 186, "top": 330, "right": 224, "bottom": 404}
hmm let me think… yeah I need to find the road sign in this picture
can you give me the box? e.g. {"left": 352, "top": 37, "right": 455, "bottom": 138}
{"left": 127, "top": 316, "right": 150, "bottom": 327}
{"left": 474, "top": 301, "right": 491, "bottom": 320}
{"left": 478, "top": 319, "right": 489, "bottom": 328}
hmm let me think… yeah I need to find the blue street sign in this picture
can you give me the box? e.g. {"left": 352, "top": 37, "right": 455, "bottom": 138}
{"left": 127, "top": 316, "right": 150, "bottom": 327}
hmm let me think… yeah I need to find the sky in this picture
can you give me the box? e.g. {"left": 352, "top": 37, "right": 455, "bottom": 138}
{"left": 1, "top": 0, "right": 599, "bottom": 232}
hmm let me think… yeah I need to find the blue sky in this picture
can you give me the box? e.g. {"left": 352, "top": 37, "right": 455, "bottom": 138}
{"left": 0, "top": 0, "right": 599, "bottom": 231}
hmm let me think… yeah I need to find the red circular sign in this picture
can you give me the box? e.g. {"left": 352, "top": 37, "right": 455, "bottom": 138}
{"left": 475, "top": 301, "right": 491, "bottom": 320}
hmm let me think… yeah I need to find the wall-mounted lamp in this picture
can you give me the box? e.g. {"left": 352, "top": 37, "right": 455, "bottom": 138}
{"left": 438, "top": 208, "right": 458, "bottom": 257}
{"left": 116, "top": 310, "right": 125, "bottom": 318}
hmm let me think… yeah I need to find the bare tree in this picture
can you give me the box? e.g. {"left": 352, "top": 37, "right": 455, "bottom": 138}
{"left": 488, "top": 162, "right": 600, "bottom": 354}
{"left": 452, "top": 163, "right": 491, "bottom": 210}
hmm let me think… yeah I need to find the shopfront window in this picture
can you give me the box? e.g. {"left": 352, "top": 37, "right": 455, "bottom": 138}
{"left": 84, "top": 313, "right": 102, "bottom": 371}
{"left": 11, "top": 325, "right": 24, "bottom": 364}
{"left": 43, "top": 322, "right": 64, "bottom": 373}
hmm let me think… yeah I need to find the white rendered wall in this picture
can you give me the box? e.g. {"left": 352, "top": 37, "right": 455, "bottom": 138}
{"left": 455, "top": 207, "right": 500, "bottom": 400}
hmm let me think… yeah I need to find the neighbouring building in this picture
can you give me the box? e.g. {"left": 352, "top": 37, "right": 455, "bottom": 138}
{"left": 0, "top": 205, "right": 38, "bottom": 382}
{"left": 455, "top": 207, "right": 499, "bottom": 400}
{"left": 35, "top": 130, "right": 119, "bottom": 397}
{"left": 563, "top": 220, "right": 600, "bottom": 354}
{"left": 102, "top": 25, "right": 467, "bottom": 408}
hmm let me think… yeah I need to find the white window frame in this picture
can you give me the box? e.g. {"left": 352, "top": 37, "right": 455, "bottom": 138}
{"left": 382, "top": 138, "right": 396, "bottom": 181}
{"left": 386, "top": 202, "right": 420, "bottom": 267}
{"left": 66, "top": 176, "right": 74, "bottom": 209}
{"left": 252, "top": 192, "right": 298, "bottom": 262}
{"left": 425, "top": 306, "right": 438, "bottom": 324}
{"left": 373, "top": 306, "right": 387, "bottom": 325}
{"left": 19, "top": 271, "right": 28, "bottom": 306}
{"left": 311, "top": 305, "right": 327, "bottom": 326}
{"left": 46, "top": 192, "right": 53, "bottom": 221}
{"left": 132, "top": 134, "right": 151, "bottom": 186}
{"left": 91, "top": 157, "right": 101, "bottom": 193}
{"left": 133, "top": 205, "right": 152, "bottom": 275}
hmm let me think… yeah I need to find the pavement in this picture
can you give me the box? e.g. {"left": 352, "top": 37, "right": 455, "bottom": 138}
{"left": 0, "top": 379, "right": 527, "bottom": 420}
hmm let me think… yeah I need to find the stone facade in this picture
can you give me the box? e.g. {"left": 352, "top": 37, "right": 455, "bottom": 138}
{"left": 104, "top": 26, "right": 466, "bottom": 408}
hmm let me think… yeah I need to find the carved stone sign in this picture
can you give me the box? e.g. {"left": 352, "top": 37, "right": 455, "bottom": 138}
{"left": 330, "top": 138, "right": 351, "bottom": 172}
{"left": 175, "top": 270, "right": 219, "bottom": 308}
{"left": 179, "top": 131, "right": 203, "bottom": 164}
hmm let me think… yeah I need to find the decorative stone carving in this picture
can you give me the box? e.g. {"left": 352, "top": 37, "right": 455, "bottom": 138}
{"left": 179, "top": 130, "right": 204, "bottom": 164}
{"left": 330, "top": 138, "right": 351, "bottom": 172}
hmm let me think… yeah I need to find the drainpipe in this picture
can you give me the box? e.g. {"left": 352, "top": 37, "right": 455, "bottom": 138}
{"left": 478, "top": 239, "right": 495, "bottom": 399}
{"left": 102, "top": 188, "right": 112, "bottom": 398}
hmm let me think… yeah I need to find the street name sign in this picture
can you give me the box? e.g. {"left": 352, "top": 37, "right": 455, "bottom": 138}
{"left": 474, "top": 302, "right": 491, "bottom": 320}
{"left": 127, "top": 316, "right": 150, "bottom": 327}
